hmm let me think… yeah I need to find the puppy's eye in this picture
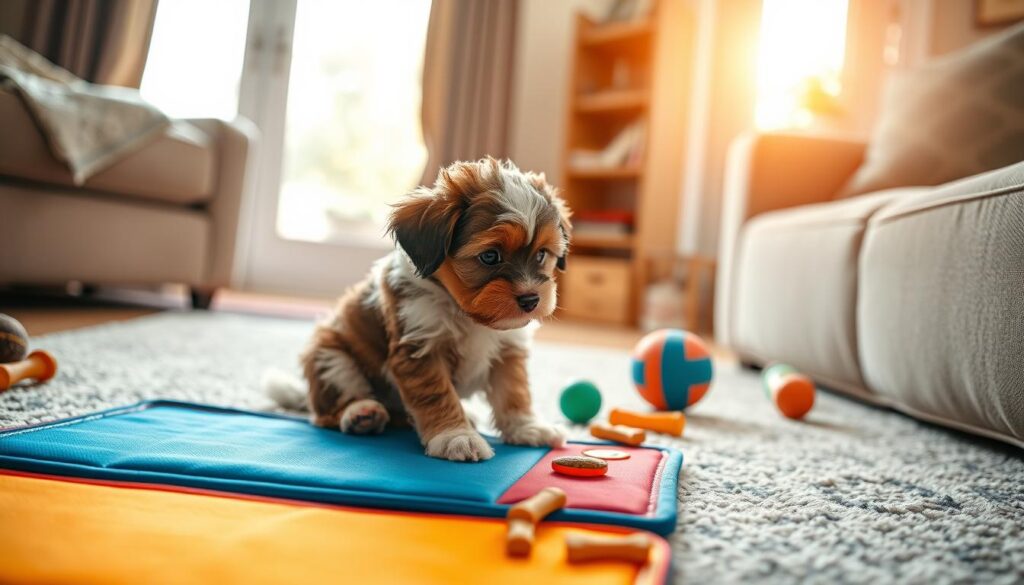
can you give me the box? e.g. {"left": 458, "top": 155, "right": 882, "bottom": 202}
{"left": 536, "top": 250, "right": 547, "bottom": 264}
{"left": 478, "top": 249, "right": 502, "bottom": 266}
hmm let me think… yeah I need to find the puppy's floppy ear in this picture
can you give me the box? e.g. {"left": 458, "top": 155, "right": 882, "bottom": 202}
{"left": 528, "top": 171, "right": 572, "bottom": 272}
{"left": 389, "top": 159, "right": 499, "bottom": 276}
{"left": 388, "top": 187, "right": 462, "bottom": 277}
{"left": 554, "top": 198, "right": 571, "bottom": 271}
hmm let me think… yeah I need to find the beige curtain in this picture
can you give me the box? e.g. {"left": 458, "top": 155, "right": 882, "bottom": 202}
{"left": 21, "top": 0, "right": 158, "bottom": 88}
{"left": 420, "top": 0, "right": 517, "bottom": 185}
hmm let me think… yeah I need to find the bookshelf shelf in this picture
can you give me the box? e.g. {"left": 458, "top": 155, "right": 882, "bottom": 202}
{"left": 566, "top": 166, "right": 642, "bottom": 179}
{"left": 571, "top": 234, "right": 635, "bottom": 251}
{"left": 575, "top": 89, "right": 649, "bottom": 113}
{"left": 580, "top": 20, "right": 653, "bottom": 49}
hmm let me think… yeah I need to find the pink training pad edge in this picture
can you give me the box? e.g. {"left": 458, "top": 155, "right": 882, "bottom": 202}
{"left": 497, "top": 443, "right": 665, "bottom": 516}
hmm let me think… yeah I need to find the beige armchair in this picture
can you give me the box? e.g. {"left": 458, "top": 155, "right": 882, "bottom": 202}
{"left": 0, "top": 89, "right": 258, "bottom": 308}
{"left": 716, "top": 131, "right": 1024, "bottom": 449}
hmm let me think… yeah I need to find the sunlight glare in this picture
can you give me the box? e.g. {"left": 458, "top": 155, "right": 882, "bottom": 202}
{"left": 755, "top": 0, "right": 849, "bottom": 130}
{"left": 140, "top": 0, "right": 250, "bottom": 119}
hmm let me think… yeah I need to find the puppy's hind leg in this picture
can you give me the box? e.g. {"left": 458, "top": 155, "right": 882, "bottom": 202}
{"left": 304, "top": 346, "right": 389, "bottom": 435}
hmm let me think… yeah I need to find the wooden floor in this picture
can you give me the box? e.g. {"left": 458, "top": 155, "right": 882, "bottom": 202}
{"left": 6, "top": 306, "right": 158, "bottom": 336}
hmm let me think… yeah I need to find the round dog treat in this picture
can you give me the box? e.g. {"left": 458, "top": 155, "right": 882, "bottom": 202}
{"left": 582, "top": 448, "right": 631, "bottom": 460}
{"left": 0, "top": 314, "right": 29, "bottom": 364}
{"left": 552, "top": 455, "right": 608, "bottom": 477}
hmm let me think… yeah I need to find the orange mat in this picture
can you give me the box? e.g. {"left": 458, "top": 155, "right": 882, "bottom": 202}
{"left": 0, "top": 472, "right": 669, "bottom": 584}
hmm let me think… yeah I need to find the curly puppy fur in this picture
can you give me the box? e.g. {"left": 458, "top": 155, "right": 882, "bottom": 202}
{"left": 285, "top": 158, "right": 571, "bottom": 462}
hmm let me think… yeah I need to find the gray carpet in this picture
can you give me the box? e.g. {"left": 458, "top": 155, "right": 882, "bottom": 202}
{"left": 1, "top": 312, "right": 1022, "bottom": 584}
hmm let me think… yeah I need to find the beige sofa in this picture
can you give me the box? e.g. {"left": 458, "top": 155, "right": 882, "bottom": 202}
{"left": 0, "top": 89, "right": 258, "bottom": 307}
{"left": 716, "top": 132, "right": 1023, "bottom": 448}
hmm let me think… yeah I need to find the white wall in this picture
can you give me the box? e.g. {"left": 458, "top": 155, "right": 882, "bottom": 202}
{"left": 930, "top": 0, "right": 1014, "bottom": 55}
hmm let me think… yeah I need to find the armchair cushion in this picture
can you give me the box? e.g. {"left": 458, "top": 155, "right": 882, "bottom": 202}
{"left": 0, "top": 89, "right": 216, "bottom": 205}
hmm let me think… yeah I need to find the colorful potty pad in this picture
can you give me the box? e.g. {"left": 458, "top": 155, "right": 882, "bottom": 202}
{"left": 0, "top": 471, "right": 671, "bottom": 584}
{"left": 0, "top": 401, "right": 682, "bottom": 534}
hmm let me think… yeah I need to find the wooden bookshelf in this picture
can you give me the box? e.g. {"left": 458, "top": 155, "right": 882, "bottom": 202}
{"left": 558, "top": 1, "right": 691, "bottom": 326}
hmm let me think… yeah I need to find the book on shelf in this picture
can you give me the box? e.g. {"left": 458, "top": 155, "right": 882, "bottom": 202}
{"left": 568, "top": 120, "right": 646, "bottom": 170}
{"left": 575, "top": 223, "right": 632, "bottom": 237}
{"left": 573, "top": 209, "right": 634, "bottom": 239}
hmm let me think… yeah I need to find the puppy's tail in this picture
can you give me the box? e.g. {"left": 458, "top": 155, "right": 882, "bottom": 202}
{"left": 262, "top": 368, "right": 309, "bottom": 411}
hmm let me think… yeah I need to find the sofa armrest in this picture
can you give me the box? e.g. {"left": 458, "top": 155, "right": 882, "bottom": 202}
{"left": 723, "top": 131, "right": 867, "bottom": 220}
{"left": 714, "top": 132, "right": 866, "bottom": 345}
{"left": 185, "top": 117, "right": 260, "bottom": 289}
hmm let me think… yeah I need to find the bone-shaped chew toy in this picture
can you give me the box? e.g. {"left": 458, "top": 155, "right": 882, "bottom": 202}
{"left": 566, "top": 532, "right": 652, "bottom": 564}
{"left": 505, "top": 487, "right": 567, "bottom": 557}
{"left": 609, "top": 408, "right": 686, "bottom": 436}
{"left": 0, "top": 350, "right": 58, "bottom": 391}
{"left": 589, "top": 422, "right": 646, "bottom": 446}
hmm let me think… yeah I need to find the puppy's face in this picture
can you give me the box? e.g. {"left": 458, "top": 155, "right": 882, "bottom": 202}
{"left": 389, "top": 158, "right": 571, "bottom": 330}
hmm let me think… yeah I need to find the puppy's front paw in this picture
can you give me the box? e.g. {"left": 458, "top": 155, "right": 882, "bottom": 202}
{"left": 500, "top": 416, "right": 566, "bottom": 448}
{"left": 425, "top": 428, "right": 495, "bottom": 462}
{"left": 340, "top": 399, "right": 390, "bottom": 435}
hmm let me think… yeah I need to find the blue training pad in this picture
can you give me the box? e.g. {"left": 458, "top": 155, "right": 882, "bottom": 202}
{"left": 0, "top": 401, "right": 682, "bottom": 534}
{"left": 0, "top": 402, "right": 543, "bottom": 505}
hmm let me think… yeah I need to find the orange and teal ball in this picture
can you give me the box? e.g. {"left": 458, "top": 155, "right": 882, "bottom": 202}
{"left": 631, "top": 329, "right": 713, "bottom": 410}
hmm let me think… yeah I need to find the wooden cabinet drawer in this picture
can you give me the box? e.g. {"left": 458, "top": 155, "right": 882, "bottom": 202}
{"left": 560, "top": 257, "right": 632, "bottom": 324}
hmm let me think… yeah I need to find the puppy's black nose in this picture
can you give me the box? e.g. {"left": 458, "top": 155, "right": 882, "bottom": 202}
{"left": 517, "top": 293, "right": 540, "bottom": 313}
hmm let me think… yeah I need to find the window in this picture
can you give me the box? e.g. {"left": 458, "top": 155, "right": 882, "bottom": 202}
{"left": 755, "top": 0, "right": 849, "bottom": 130}
{"left": 276, "top": 0, "right": 432, "bottom": 244}
{"left": 140, "top": 0, "right": 251, "bottom": 120}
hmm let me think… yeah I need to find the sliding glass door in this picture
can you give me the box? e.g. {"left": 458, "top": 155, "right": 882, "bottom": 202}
{"left": 238, "top": 0, "right": 432, "bottom": 296}
{"left": 144, "top": 0, "right": 432, "bottom": 296}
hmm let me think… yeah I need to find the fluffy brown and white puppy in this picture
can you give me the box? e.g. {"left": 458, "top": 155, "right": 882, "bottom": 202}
{"left": 266, "top": 158, "right": 570, "bottom": 462}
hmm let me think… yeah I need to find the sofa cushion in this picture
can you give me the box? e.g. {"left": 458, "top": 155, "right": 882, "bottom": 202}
{"left": 0, "top": 183, "right": 209, "bottom": 286}
{"left": 729, "top": 188, "right": 924, "bottom": 395}
{"left": 0, "top": 89, "right": 216, "bottom": 205}
{"left": 858, "top": 163, "right": 1024, "bottom": 448}
{"left": 840, "top": 22, "right": 1024, "bottom": 197}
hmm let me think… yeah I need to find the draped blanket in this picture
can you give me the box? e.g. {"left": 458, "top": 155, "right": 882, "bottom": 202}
{"left": 0, "top": 35, "right": 168, "bottom": 184}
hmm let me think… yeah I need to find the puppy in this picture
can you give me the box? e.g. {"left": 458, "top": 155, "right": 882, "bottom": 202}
{"left": 266, "top": 158, "right": 570, "bottom": 462}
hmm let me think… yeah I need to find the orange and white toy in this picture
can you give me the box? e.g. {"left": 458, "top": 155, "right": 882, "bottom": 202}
{"left": 0, "top": 350, "right": 57, "bottom": 392}
{"left": 609, "top": 409, "right": 685, "bottom": 436}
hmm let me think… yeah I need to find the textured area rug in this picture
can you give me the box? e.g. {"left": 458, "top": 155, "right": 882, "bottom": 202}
{"left": 1, "top": 312, "right": 1021, "bottom": 584}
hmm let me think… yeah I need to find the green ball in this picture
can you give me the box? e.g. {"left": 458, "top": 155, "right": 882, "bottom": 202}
{"left": 559, "top": 380, "right": 602, "bottom": 424}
